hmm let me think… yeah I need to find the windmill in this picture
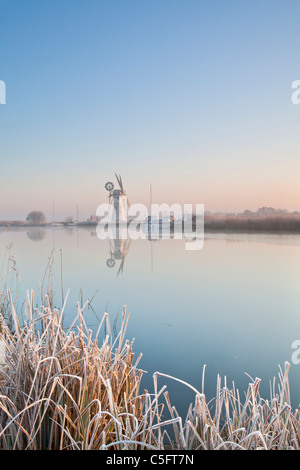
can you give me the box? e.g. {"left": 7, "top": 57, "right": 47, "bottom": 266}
{"left": 103, "top": 174, "right": 131, "bottom": 274}
{"left": 104, "top": 174, "right": 130, "bottom": 224}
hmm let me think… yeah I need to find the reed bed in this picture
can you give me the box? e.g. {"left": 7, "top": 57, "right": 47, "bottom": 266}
{"left": 203, "top": 213, "right": 300, "bottom": 233}
{"left": 0, "top": 291, "right": 299, "bottom": 450}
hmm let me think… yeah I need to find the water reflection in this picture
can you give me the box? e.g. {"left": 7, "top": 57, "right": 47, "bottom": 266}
{"left": 26, "top": 228, "right": 46, "bottom": 242}
{"left": 103, "top": 224, "right": 202, "bottom": 275}
{"left": 106, "top": 227, "right": 131, "bottom": 276}
{"left": 1, "top": 226, "right": 300, "bottom": 417}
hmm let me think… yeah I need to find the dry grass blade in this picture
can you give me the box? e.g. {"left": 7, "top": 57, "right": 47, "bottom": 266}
{"left": 0, "top": 292, "right": 299, "bottom": 450}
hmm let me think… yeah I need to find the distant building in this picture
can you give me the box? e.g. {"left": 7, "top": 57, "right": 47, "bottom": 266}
{"left": 88, "top": 215, "right": 101, "bottom": 223}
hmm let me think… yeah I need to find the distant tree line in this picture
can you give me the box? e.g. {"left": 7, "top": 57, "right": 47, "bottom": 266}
{"left": 200, "top": 209, "right": 300, "bottom": 232}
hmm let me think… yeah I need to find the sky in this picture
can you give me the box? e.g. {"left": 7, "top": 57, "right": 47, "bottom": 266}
{"left": 0, "top": 0, "right": 300, "bottom": 221}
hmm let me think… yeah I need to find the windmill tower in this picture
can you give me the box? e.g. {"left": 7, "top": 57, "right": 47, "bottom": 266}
{"left": 105, "top": 174, "right": 130, "bottom": 224}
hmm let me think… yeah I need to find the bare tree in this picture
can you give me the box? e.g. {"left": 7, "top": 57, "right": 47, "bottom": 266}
{"left": 26, "top": 211, "right": 46, "bottom": 225}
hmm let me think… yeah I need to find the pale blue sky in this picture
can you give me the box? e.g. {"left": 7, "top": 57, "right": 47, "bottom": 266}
{"left": 1, "top": 0, "right": 300, "bottom": 220}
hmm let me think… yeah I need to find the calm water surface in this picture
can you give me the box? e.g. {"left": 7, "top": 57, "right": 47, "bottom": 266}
{"left": 1, "top": 226, "right": 300, "bottom": 416}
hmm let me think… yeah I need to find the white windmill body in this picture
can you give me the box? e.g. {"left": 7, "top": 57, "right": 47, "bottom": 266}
{"left": 105, "top": 174, "right": 129, "bottom": 225}
{"left": 111, "top": 189, "right": 128, "bottom": 224}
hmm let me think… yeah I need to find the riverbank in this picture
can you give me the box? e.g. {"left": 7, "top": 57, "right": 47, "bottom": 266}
{"left": 2, "top": 211, "right": 300, "bottom": 233}
{"left": 203, "top": 212, "right": 300, "bottom": 233}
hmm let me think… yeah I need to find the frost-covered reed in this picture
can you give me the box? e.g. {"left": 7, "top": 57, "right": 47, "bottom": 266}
{"left": 0, "top": 291, "right": 299, "bottom": 450}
